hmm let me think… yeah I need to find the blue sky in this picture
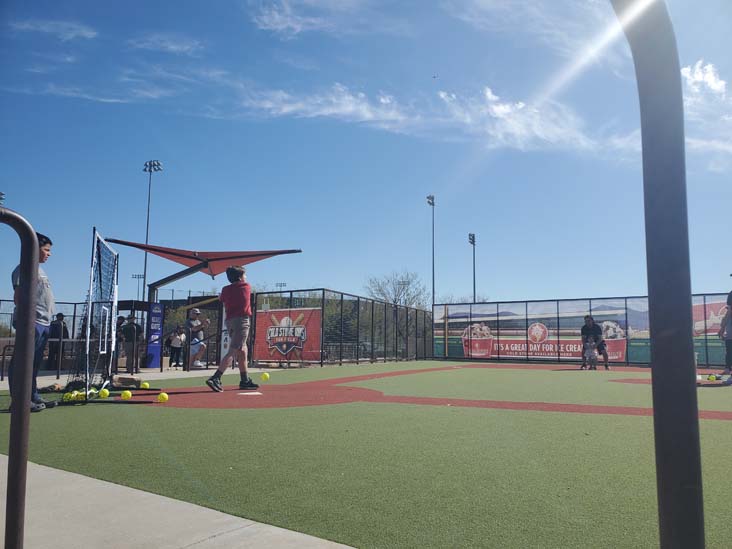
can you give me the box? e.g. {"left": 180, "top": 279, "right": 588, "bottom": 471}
{"left": 1, "top": 0, "right": 730, "bottom": 305}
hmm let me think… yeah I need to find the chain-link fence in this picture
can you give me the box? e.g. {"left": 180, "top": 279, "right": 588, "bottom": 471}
{"left": 1, "top": 300, "right": 89, "bottom": 378}
{"left": 253, "top": 289, "right": 433, "bottom": 366}
{"left": 434, "top": 293, "right": 729, "bottom": 366}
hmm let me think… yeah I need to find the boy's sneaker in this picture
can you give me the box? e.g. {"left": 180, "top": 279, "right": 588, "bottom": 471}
{"left": 193, "top": 360, "right": 205, "bottom": 368}
{"left": 723, "top": 377, "right": 732, "bottom": 386}
{"left": 239, "top": 378, "right": 259, "bottom": 390}
{"left": 206, "top": 377, "right": 223, "bottom": 392}
{"left": 30, "top": 402, "right": 46, "bottom": 413}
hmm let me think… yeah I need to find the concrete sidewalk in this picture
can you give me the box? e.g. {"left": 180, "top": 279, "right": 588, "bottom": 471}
{"left": 0, "top": 455, "right": 351, "bottom": 548}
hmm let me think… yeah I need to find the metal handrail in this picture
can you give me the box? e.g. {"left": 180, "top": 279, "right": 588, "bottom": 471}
{"left": 1, "top": 206, "right": 39, "bottom": 549}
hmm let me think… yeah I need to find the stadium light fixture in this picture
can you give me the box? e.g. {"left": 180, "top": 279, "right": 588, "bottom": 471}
{"left": 0, "top": 191, "right": 5, "bottom": 206}
{"left": 426, "top": 195, "right": 435, "bottom": 306}
{"left": 468, "top": 233, "right": 476, "bottom": 303}
{"left": 142, "top": 160, "right": 163, "bottom": 300}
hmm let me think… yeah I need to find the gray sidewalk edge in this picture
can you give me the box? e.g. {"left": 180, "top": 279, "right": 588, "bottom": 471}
{"left": 0, "top": 455, "right": 352, "bottom": 548}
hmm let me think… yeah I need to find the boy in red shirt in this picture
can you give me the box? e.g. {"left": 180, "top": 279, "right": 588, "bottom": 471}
{"left": 206, "top": 266, "right": 258, "bottom": 392}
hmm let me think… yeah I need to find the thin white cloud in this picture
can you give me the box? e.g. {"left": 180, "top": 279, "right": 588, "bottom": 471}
{"left": 128, "top": 34, "right": 204, "bottom": 56}
{"left": 10, "top": 20, "right": 97, "bottom": 41}
{"left": 604, "top": 128, "right": 641, "bottom": 155}
{"left": 250, "top": 0, "right": 411, "bottom": 38}
{"left": 252, "top": 1, "right": 329, "bottom": 37}
{"left": 34, "top": 52, "right": 78, "bottom": 64}
{"left": 25, "top": 66, "right": 53, "bottom": 74}
{"left": 436, "top": 87, "right": 596, "bottom": 151}
{"left": 686, "top": 138, "right": 732, "bottom": 155}
{"left": 129, "top": 86, "right": 177, "bottom": 100}
{"left": 43, "top": 84, "right": 128, "bottom": 104}
{"left": 23, "top": 52, "right": 79, "bottom": 75}
{"left": 241, "top": 83, "right": 414, "bottom": 131}
{"left": 441, "top": 0, "right": 626, "bottom": 67}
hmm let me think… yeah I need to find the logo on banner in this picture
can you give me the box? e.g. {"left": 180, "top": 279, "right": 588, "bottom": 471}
{"left": 527, "top": 322, "right": 549, "bottom": 344}
{"left": 266, "top": 314, "right": 307, "bottom": 356}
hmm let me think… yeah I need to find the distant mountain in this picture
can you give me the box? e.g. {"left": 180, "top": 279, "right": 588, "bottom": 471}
{"left": 626, "top": 307, "right": 649, "bottom": 330}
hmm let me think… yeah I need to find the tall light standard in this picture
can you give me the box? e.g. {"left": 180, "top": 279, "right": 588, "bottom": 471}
{"left": 468, "top": 233, "right": 476, "bottom": 303}
{"left": 142, "top": 160, "right": 163, "bottom": 301}
{"left": 426, "top": 195, "right": 435, "bottom": 305}
{"left": 396, "top": 279, "right": 409, "bottom": 306}
{"left": 132, "top": 274, "right": 144, "bottom": 301}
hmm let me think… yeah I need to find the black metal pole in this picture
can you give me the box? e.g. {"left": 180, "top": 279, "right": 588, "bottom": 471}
{"left": 610, "top": 1, "right": 704, "bottom": 546}
{"left": 320, "top": 290, "right": 325, "bottom": 367}
{"left": 371, "top": 300, "right": 375, "bottom": 362}
{"left": 143, "top": 169, "right": 152, "bottom": 298}
{"left": 432, "top": 203, "right": 435, "bottom": 306}
{"left": 356, "top": 297, "right": 360, "bottom": 364}
{"left": 472, "top": 243, "right": 476, "bottom": 303}
{"left": 625, "top": 298, "right": 630, "bottom": 367}
{"left": 1, "top": 207, "right": 39, "bottom": 549}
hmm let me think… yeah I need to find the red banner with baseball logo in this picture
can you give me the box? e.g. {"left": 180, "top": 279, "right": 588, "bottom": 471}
{"left": 462, "top": 321, "right": 627, "bottom": 361}
{"left": 253, "top": 308, "right": 322, "bottom": 362}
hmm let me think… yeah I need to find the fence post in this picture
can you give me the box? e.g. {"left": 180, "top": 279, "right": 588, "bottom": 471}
{"left": 320, "top": 290, "right": 325, "bottom": 367}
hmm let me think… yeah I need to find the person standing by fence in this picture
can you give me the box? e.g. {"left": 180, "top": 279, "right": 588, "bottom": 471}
{"left": 168, "top": 326, "right": 185, "bottom": 369}
{"left": 45, "top": 312, "right": 68, "bottom": 370}
{"left": 719, "top": 291, "right": 732, "bottom": 385}
{"left": 8, "top": 232, "right": 55, "bottom": 412}
{"left": 122, "top": 314, "right": 143, "bottom": 374}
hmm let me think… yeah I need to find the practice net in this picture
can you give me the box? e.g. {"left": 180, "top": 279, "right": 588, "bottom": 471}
{"left": 67, "top": 229, "right": 119, "bottom": 399}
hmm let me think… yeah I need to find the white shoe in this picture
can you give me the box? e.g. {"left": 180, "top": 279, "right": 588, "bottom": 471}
{"left": 193, "top": 360, "right": 205, "bottom": 367}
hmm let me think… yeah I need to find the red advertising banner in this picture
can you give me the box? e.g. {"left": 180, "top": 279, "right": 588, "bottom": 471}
{"left": 253, "top": 308, "right": 322, "bottom": 362}
{"left": 693, "top": 301, "right": 728, "bottom": 336}
{"left": 462, "top": 322, "right": 627, "bottom": 361}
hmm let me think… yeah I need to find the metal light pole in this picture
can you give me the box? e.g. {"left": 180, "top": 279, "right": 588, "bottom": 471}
{"left": 275, "top": 282, "right": 287, "bottom": 291}
{"left": 427, "top": 195, "right": 435, "bottom": 305}
{"left": 132, "top": 274, "right": 144, "bottom": 301}
{"left": 397, "top": 279, "right": 409, "bottom": 306}
{"left": 468, "top": 233, "right": 476, "bottom": 303}
{"left": 142, "top": 160, "right": 163, "bottom": 300}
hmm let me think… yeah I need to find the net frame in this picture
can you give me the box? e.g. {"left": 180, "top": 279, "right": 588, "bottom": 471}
{"left": 67, "top": 228, "right": 119, "bottom": 399}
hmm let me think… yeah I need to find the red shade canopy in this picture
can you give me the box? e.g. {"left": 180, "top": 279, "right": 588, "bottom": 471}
{"left": 107, "top": 238, "right": 301, "bottom": 278}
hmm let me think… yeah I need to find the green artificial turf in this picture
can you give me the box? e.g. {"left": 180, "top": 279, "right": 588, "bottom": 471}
{"left": 1, "top": 362, "right": 730, "bottom": 548}
{"left": 345, "top": 367, "right": 732, "bottom": 412}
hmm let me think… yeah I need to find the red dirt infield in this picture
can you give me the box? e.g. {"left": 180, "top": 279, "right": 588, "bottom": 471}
{"left": 132, "top": 363, "right": 732, "bottom": 421}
